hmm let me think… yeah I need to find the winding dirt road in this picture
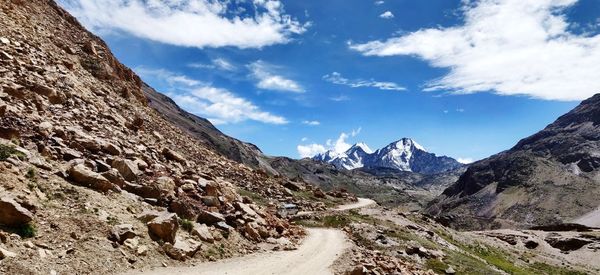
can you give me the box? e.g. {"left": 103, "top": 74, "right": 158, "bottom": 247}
{"left": 335, "top": 198, "right": 376, "bottom": 211}
{"left": 130, "top": 198, "right": 375, "bottom": 275}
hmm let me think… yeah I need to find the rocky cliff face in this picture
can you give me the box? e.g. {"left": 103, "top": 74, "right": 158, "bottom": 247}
{"left": 0, "top": 1, "right": 306, "bottom": 273}
{"left": 427, "top": 94, "right": 600, "bottom": 230}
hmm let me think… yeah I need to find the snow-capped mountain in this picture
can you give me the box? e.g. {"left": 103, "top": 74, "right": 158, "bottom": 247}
{"left": 313, "top": 138, "right": 463, "bottom": 174}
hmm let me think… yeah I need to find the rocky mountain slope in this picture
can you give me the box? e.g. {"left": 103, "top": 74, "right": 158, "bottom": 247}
{"left": 144, "top": 84, "right": 268, "bottom": 169}
{"left": 314, "top": 138, "right": 463, "bottom": 174}
{"left": 427, "top": 93, "right": 600, "bottom": 230}
{"left": 0, "top": 1, "right": 326, "bottom": 273}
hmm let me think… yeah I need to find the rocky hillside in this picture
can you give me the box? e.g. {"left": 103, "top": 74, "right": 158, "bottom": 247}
{"left": 144, "top": 84, "right": 268, "bottom": 169}
{"left": 427, "top": 93, "right": 600, "bottom": 230}
{"left": 314, "top": 138, "right": 463, "bottom": 174}
{"left": 0, "top": 0, "right": 323, "bottom": 273}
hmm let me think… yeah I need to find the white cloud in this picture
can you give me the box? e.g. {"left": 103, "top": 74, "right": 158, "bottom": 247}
{"left": 457, "top": 157, "right": 474, "bottom": 164}
{"left": 58, "top": 0, "right": 308, "bottom": 49}
{"left": 375, "top": 1, "right": 385, "bottom": 5}
{"left": 297, "top": 143, "right": 327, "bottom": 158}
{"left": 296, "top": 127, "right": 362, "bottom": 158}
{"left": 330, "top": 95, "right": 350, "bottom": 101}
{"left": 350, "top": 0, "right": 600, "bottom": 101}
{"left": 136, "top": 68, "right": 287, "bottom": 125}
{"left": 301, "top": 137, "right": 308, "bottom": 142}
{"left": 248, "top": 61, "right": 304, "bottom": 93}
{"left": 379, "top": 11, "right": 394, "bottom": 19}
{"left": 323, "top": 72, "right": 406, "bottom": 91}
{"left": 189, "top": 58, "right": 236, "bottom": 71}
{"left": 302, "top": 120, "right": 321, "bottom": 126}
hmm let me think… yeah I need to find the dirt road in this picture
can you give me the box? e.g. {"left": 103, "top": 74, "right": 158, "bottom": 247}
{"left": 335, "top": 197, "right": 376, "bottom": 211}
{"left": 129, "top": 228, "right": 350, "bottom": 275}
{"left": 129, "top": 198, "right": 377, "bottom": 275}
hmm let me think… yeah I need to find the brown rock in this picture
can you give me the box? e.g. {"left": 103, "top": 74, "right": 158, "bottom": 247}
{"left": 244, "top": 223, "right": 261, "bottom": 241}
{"left": 191, "top": 223, "right": 214, "bottom": 243}
{"left": 283, "top": 181, "right": 304, "bottom": 191}
{"left": 0, "top": 247, "right": 17, "bottom": 259}
{"left": 162, "top": 148, "right": 186, "bottom": 163}
{"left": 109, "top": 224, "right": 136, "bottom": 244}
{"left": 101, "top": 142, "right": 122, "bottom": 156}
{"left": 162, "top": 238, "right": 201, "bottom": 261}
{"left": 197, "top": 210, "right": 225, "bottom": 225}
{"left": 0, "top": 197, "right": 34, "bottom": 227}
{"left": 147, "top": 212, "right": 178, "bottom": 244}
{"left": 68, "top": 164, "right": 114, "bottom": 192}
{"left": 101, "top": 169, "right": 126, "bottom": 188}
{"left": 111, "top": 158, "right": 140, "bottom": 181}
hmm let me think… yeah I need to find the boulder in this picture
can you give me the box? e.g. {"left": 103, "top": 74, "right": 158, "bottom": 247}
{"left": 313, "top": 188, "right": 326, "bottom": 199}
{"left": 109, "top": 224, "right": 136, "bottom": 244}
{"left": 162, "top": 148, "right": 186, "bottom": 163}
{"left": 197, "top": 210, "right": 225, "bottom": 225}
{"left": 68, "top": 164, "right": 114, "bottom": 192}
{"left": 235, "top": 202, "right": 258, "bottom": 217}
{"left": 0, "top": 197, "right": 34, "bottom": 226}
{"left": 201, "top": 196, "right": 220, "bottom": 207}
{"left": 244, "top": 223, "right": 262, "bottom": 241}
{"left": 101, "top": 169, "right": 126, "bottom": 188}
{"left": 111, "top": 158, "right": 140, "bottom": 181}
{"left": 162, "top": 238, "right": 201, "bottom": 261}
{"left": 0, "top": 247, "right": 17, "bottom": 259}
{"left": 147, "top": 213, "right": 178, "bottom": 244}
{"left": 101, "top": 143, "right": 121, "bottom": 156}
{"left": 191, "top": 223, "right": 214, "bottom": 243}
{"left": 283, "top": 181, "right": 303, "bottom": 191}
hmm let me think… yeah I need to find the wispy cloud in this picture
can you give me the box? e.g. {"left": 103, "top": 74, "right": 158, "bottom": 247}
{"left": 330, "top": 95, "right": 350, "bottom": 101}
{"left": 351, "top": 0, "right": 600, "bottom": 101}
{"left": 135, "top": 68, "right": 287, "bottom": 125}
{"left": 189, "top": 58, "right": 236, "bottom": 71}
{"left": 379, "top": 11, "right": 394, "bottom": 19}
{"left": 374, "top": 1, "right": 385, "bottom": 5}
{"left": 302, "top": 120, "right": 321, "bottom": 126}
{"left": 248, "top": 61, "right": 304, "bottom": 93}
{"left": 58, "top": 0, "right": 308, "bottom": 49}
{"left": 323, "top": 72, "right": 406, "bottom": 91}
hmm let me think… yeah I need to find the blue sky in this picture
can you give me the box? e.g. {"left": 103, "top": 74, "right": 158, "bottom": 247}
{"left": 58, "top": 0, "right": 600, "bottom": 162}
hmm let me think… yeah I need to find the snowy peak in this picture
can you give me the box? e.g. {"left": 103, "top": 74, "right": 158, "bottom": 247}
{"left": 312, "top": 138, "right": 463, "bottom": 174}
{"left": 351, "top": 142, "right": 373, "bottom": 154}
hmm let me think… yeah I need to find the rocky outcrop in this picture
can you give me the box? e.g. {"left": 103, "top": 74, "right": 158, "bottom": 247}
{"left": 0, "top": 197, "right": 33, "bottom": 227}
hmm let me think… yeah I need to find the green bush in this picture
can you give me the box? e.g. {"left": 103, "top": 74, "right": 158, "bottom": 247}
{"left": 180, "top": 219, "right": 194, "bottom": 232}
{"left": 17, "top": 223, "right": 37, "bottom": 238}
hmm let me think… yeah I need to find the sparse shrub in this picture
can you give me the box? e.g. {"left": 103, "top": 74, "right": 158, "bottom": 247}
{"left": 17, "top": 223, "right": 37, "bottom": 238}
{"left": 0, "top": 144, "right": 18, "bottom": 160}
{"left": 180, "top": 218, "right": 194, "bottom": 232}
{"left": 26, "top": 167, "right": 37, "bottom": 180}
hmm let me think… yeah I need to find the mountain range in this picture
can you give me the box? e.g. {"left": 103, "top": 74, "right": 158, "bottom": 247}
{"left": 313, "top": 138, "right": 464, "bottom": 174}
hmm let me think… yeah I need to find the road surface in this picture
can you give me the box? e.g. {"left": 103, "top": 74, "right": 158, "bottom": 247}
{"left": 335, "top": 197, "right": 376, "bottom": 211}
{"left": 129, "top": 228, "right": 349, "bottom": 275}
{"left": 130, "top": 198, "right": 376, "bottom": 275}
